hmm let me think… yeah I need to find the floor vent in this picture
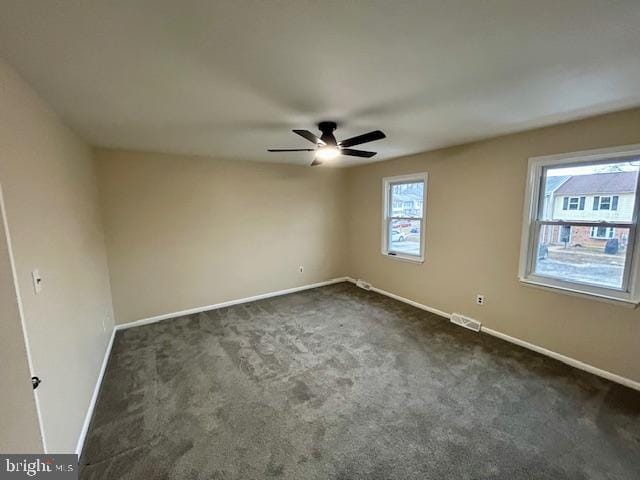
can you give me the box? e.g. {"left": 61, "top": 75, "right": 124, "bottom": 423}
{"left": 450, "top": 313, "right": 481, "bottom": 332}
{"left": 356, "top": 279, "right": 372, "bottom": 290}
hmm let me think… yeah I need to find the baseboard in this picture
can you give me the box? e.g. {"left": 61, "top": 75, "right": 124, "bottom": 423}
{"left": 371, "top": 286, "right": 452, "bottom": 319}
{"left": 352, "top": 279, "right": 640, "bottom": 392}
{"left": 116, "top": 277, "right": 350, "bottom": 331}
{"left": 480, "top": 327, "right": 640, "bottom": 391}
{"left": 75, "top": 326, "right": 116, "bottom": 456}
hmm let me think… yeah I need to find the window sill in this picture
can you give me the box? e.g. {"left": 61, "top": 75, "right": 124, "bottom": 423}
{"left": 382, "top": 252, "right": 424, "bottom": 264}
{"left": 519, "top": 277, "right": 639, "bottom": 308}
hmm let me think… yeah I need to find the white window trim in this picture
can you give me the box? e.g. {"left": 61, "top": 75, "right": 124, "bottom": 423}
{"left": 518, "top": 144, "right": 640, "bottom": 305}
{"left": 381, "top": 172, "right": 428, "bottom": 263}
{"left": 599, "top": 196, "right": 612, "bottom": 210}
{"left": 589, "top": 226, "right": 615, "bottom": 239}
{"left": 567, "top": 196, "right": 581, "bottom": 210}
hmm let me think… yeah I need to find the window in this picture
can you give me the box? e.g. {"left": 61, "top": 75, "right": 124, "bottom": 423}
{"left": 590, "top": 226, "right": 615, "bottom": 239}
{"left": 569, "top": 197, "right": 580, "bottom": 210}
{"left": 382, "top": 173, "right": 427, "bottom": 262}
{"left": 519, "top": 145, "right": 640, "bottom": 303}
{"left": 563, "top": 196, "right": 585, "bottom": 210}
{"left": 593, "top": 195, "right": 618, "bottom": 211}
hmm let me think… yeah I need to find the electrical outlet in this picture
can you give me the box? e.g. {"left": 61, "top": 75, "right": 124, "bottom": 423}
{"left": 299, "top": 265, "right": 304, "bottom": 273}
{"left": 476, "top": 294, "right": 485, "bottom": 305}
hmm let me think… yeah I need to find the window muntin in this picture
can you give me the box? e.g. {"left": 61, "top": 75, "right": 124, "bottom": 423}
{"left": 520, "top": 146, "right": 640, "bottom": 303}
{"left": 382, "top": 173, "right": 427, "bottom": 262}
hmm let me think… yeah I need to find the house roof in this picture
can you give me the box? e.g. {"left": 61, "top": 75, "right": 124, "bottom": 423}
{"left": 545, "top": 175, "right": 570, "bottom": 195}
{"left": 555, "top": 171, "right": 638, "bottom": 195}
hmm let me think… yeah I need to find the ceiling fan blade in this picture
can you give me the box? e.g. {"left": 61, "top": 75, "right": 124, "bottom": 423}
{"left": 268, "top": 148, "right": 316, "bottom": 152}
{"left": 292, "top": 129, "right": 325, "bottom": 145}
{"left": 340, "top": 148, "right": 377, "bottom": 158}
{"left": 339, "top": 130, "right": 386, "bottom": 148}
{"left": 310, "top": 158, "right": 322, "bottom": 166}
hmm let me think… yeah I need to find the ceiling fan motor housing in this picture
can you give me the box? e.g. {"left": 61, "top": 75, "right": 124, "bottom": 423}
{"left": 318, "top": 121, "right": 338, "bottom": 146}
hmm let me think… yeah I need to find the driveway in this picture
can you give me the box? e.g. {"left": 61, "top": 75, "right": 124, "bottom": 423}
{"left": 390, "top": 237, "right": 421, "bottom": 256}
{"left": 536, "top": 258, "right": 623, "bottom": 288}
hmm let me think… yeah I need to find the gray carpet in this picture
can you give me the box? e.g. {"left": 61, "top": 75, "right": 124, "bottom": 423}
{"left": 80, "top": 282, "right": 640, "bottom": 479}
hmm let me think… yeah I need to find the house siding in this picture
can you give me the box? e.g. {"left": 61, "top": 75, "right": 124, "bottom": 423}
{"left": 551, "top": 192, "right": 634, "bottom": 222}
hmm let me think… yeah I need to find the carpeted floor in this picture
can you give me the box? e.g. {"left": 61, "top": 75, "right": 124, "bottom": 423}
{"left": 80, "top": 282, "right": 640, "bottom": 479}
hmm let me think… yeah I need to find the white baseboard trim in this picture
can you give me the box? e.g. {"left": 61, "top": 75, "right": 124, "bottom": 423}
{"left": 371, "top": 287, "right": 452, "bottom": 320}
{"left": 480, "top": 327, "right": 640, "bottom": 392}
{"left": 347, "top": 276, "right": 452, "bottom": 319}
{"left": 352, "top": 279, "right": 640, "bottom": 392}
{"left": 116, "top": 277, "right": 350, "bottom": 331}
{"left": 75, "top": 326, "right": 116, "bottom": 456}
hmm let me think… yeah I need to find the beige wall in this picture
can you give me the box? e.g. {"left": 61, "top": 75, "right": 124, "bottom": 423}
{"left": 0, "top": 60, "right": 114, "bottom": 452}
{"left": 96, "top": 149, "right": 348, "bottom": 324}
{"left": 346, "top": 108, "right": 640, "bottom": 383}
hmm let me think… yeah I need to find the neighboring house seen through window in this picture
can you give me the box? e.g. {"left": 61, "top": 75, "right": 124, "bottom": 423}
{"left": 382, "top": 173, "right": 427, "bottom": 262}
{"left": 519, "top": 145, "right": 640, "bottom": 304}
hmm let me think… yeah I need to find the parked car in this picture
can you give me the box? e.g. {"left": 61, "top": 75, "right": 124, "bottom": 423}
{"left": 391, "top": 229, "right": 406, "bottom": 242}
{"left": 538, "top": 244, "right": 549, "bottom": 260}
{"left": 410, "top": 227, "right": 419, "bottom": 233}
{"left": 392, "top": 221, "right": 412, "bottom": 229}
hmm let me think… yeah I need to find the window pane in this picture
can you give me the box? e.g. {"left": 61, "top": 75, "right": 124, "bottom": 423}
{"left": 535, "top": 225, "right": 630, "bottom": 289}
{"left": 539, "top": 160, "right": 639, "bottom": 221}
{"left": 389, "top": 219, "right": 421, "bottom": 256}
{"left": 390, "top": 182, "right": 424, "bottom": 218}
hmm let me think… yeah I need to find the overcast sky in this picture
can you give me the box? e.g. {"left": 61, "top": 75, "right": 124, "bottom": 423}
{"left": 547, "top": 161, "right": 640, "bottom": 177}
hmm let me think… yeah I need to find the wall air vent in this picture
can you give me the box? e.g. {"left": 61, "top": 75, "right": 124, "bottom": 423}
{"left": 356, "top": 279, "right": 372, "bottom": 290}
{"left": 450, "top": 313, "right": 481, "bottom": 332}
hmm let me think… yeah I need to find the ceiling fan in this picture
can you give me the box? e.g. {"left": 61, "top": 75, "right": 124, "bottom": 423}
{"left": 268, "top": 121, "right": 386, "bottom": 166}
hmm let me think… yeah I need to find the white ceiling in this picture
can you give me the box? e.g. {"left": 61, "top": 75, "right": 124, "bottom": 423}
{"left": 1, "top": 1, "right": 640, "bottom": 167}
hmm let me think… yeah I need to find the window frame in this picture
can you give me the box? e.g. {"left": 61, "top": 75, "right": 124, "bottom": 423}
{"left": 381, "top": 172, "right": 428, "bottom": 263}
{"left": 518, "top": 144, "right": 640, "bottom": 304}
{"left": 589, "top": 226, "right": 615, "bottom": 239}
{"left": 565, "top": 196, "right": 584, "bottom": 210}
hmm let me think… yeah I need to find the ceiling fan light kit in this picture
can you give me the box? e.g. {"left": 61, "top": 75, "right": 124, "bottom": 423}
{"left": 268, "top": 121, "right": 386, "bottom": 166}
{"left": 316, "top": 146, "right": 340, "bottom": 160}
